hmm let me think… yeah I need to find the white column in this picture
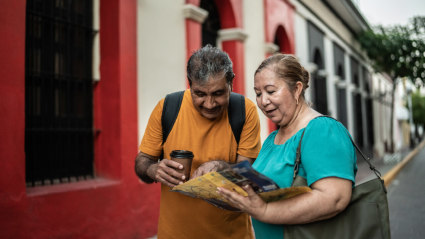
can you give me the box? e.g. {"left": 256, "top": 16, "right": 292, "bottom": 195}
{"left": 243, "top": 0, "right": 269, "bottom": 141}
{"left": 324, "top": 36, "right": 336, "bottom": 118}
{"left": 344, "top": 53, "right": 354, "bottom": 134}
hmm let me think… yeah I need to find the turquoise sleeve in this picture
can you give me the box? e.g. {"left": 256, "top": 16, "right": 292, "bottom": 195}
{"left": 300, "top": 117, "right": 357, "bottom": 186}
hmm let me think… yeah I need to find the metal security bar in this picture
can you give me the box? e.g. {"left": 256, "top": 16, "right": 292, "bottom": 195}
{"left": 25, "top": 0, "right": 95, "bottom": 186}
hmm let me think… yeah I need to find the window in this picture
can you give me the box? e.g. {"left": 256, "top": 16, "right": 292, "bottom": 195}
{"left": 25, "top": 0, "right": 95, "bottom": 186}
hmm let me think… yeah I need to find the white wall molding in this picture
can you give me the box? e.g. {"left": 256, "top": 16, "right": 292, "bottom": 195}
{"left": 305, "top": 62, "right": 318, "bottom": 73}
{"left": 264, "top": 42, "right": 279, "bottom": 54}
{"left": 182, "top": 4, "right": 208, "bottom": 23}
{"left": 218, "top": 28, "right": 248, "bottom": 42}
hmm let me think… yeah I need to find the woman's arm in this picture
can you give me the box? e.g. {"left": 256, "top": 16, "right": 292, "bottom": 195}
{"left": 217, "top": 176, "right": 352, "bottom": 225}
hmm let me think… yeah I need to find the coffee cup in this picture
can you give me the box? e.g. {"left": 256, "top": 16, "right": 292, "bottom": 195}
{"left": 170, "top": 150, "right": 194, "bottom": 180}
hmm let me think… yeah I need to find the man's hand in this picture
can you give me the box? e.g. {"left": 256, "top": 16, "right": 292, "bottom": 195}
{"left": 191, "top": 160, "right": 230, "bottom": 179}
{"left": 152, "top": 159, "right": 187, "bottom": 188}
{"left": 191, "top": 155, "right": 255, "bottom": 179}
{"left": 135, "top": 152, "right": 186, "bottom": 188}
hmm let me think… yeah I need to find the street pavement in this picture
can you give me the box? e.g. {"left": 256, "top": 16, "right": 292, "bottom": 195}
{"left": 357, "top": 140, "right": 425, "bottom": 239}
{"left": 386, "top": 142, "right": 425, "bottom": 239}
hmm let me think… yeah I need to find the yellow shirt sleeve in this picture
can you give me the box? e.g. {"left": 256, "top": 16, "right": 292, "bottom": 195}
{"left": 237, "top": 98, "right": 261, "bottom": 159}
{"left": 138, "top": 98, "right": 165, "bottom": 157}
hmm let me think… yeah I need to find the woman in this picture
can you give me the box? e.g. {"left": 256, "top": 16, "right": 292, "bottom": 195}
{"left": 217, "top": 54, "right": 357, "bottom": 238}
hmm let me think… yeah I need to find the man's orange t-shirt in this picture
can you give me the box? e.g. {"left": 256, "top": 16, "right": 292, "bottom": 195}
{"left": 139, "top": 89, "right": 261, "bottom": 238}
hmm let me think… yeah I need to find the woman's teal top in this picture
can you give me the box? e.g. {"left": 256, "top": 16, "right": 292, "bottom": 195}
{"left": 251, "top": 117, "right": 357, "bottom": 239}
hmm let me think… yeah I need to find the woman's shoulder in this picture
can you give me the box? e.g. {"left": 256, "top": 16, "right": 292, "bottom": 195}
{"left": 307, "top": 116, "right": 343, "bottom": 128}
{"left": 305, "top": 116, "right": 351, "bottom": 139}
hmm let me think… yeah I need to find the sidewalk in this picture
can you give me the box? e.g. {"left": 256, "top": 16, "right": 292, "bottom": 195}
{"left": 355, "top": 143, "right": 417, "bottom": 185}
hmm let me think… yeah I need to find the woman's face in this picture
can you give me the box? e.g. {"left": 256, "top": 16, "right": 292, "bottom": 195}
{"left": 254, "top": 68, "right": 297, "bottom": 126}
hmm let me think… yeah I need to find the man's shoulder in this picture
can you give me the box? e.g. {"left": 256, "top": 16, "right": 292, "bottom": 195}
{"left": 243, "top": 96, "right": 256, "bottom": 108}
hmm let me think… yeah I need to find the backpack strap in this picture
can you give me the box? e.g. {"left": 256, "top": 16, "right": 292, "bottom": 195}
{"left": 162, "top": 90, "right": 185, "bottom": 144}
{"left": 228, "top": 92, "right": 246, "bottom": 144}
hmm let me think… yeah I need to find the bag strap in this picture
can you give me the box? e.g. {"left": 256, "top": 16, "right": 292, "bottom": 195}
{"left": 292, "top": 115, "right": 383, "bottom": 186}
{"left": 162, "top": 90, "right": 185, "bottom": 144}
{"left": 228, "top": 92, "right": 246, "bottom": 144}
{"left": 161, "top": 91, "right": 246, "bottom": 150}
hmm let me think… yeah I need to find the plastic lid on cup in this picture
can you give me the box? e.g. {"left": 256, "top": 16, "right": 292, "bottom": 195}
{"left": 170, "top": 150, "right": 194, "bottom": 159}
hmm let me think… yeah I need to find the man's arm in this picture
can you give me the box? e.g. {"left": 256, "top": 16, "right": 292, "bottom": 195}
{"left": 135, "top": 151, "right": 187, "bottom": 187}
{"left": 135, "top": 152, "right": 159, "bottom": 184}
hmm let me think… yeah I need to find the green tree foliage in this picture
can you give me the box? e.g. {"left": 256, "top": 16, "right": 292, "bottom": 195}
{"left": 411, "top": 91, "right": 425, "bottom": 126}
{"left": 357, "top": 16, "right": 425, "bottom": 83}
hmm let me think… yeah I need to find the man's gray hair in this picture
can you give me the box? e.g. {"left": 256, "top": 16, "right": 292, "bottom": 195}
{"left": 187, "top": 44, "right": 235, "bottom": 86}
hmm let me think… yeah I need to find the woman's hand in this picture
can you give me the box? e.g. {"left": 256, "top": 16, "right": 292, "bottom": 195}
{"left": 217, "top": 184, "right": 268, "bottom": 220}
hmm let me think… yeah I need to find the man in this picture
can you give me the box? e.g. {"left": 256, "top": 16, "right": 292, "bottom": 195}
{"left": 135, "top": 45, "right": 261, "bottom": 238}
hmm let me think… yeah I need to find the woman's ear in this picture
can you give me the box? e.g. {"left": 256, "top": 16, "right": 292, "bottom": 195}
{"left": 295, "top": 81, "right": 303, "bottom": 100}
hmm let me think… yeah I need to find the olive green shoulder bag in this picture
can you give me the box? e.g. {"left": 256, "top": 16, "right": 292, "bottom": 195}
{"left": 284, "top": 116, "right": 391, "bottom": 239}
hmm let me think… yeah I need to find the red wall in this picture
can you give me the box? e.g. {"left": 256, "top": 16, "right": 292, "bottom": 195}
{"left": 0, "top": 0, "right": 160, "bottom": 238}
{"left": 264, "top": 0, "right": 295, "bottom": 52}
{"left": 264, "top": 0, "right": 295, "bottom": 132}
{"left": 185, "top": 0, "right": 246, "bottom": 95}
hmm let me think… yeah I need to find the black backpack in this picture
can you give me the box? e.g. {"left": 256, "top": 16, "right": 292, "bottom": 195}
{"left": 161, "top": 90, "right": 246, "bottom": 145}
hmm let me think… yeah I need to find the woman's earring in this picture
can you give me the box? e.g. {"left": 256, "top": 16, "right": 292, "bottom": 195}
{"left": 296, "top": 98, "right": 299, "bottom": 105}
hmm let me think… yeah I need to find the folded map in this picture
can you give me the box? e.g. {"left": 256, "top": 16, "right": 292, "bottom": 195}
{"left": 171, "top": 161, "right": 311, "bottom": 211}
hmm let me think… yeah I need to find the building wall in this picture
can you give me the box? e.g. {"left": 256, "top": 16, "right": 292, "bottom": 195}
{"left": 0, "top": 1, "right": 160, "bottom": 238}
{"left": 297, "top": 0, "right": 360, "bottom": 49}
{"left": 137, "top": 0, "right": 187, "bottom": 142}
{"left": 290, "top": 0, "right": 391, "bottom": 154}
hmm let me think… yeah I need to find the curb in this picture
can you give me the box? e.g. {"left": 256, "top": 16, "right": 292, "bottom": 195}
{"left": 382, "top": 139, "right": 425, "bottom": 187}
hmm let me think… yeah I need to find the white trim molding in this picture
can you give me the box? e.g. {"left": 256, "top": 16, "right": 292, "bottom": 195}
{"left": 305, "top": 62, "right": 318, "bottom": 73}
{"left": 182, "top": 4, "right": 208, "bottom": 23}
{"left": 317, "top": 69, "right": 328, "bottom": 77}
{"left": 264, "top": 42, "right": 279, "bottom": 54}
{"left": 218, "top": 28, "right": 248, "bottom": 42}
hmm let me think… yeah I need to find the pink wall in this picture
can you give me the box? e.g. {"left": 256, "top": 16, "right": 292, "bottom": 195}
{"left": 0, "top": 0, "right": 160, "bottom": 238}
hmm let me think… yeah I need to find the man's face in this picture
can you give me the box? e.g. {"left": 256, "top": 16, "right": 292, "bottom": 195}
{"left": 190, "top": 75, "right": 231, "bottom": 120}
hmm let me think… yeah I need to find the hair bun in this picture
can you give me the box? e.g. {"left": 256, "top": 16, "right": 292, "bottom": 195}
{"left": 301, "top": 66, "right": 310, "bottom": 90}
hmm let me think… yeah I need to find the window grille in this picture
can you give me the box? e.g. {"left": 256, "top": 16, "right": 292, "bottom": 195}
{"left": 25, "top": 0, "right": 95, "bottom": 186}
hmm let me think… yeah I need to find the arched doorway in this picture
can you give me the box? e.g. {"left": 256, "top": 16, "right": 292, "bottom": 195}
{"left": 200, "top": 0, "right": 220, "bottom": 46}
{"left": 274, "top": 25, "right": 291, "bottom": 54}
